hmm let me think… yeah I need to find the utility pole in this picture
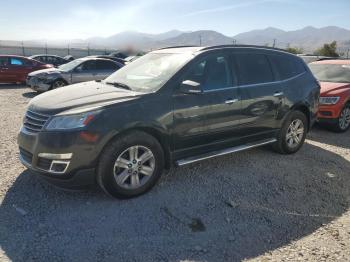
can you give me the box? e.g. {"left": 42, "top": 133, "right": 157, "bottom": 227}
{"left": 199, "top": 35, "right": 202, "bottom": 46}
{"left": 67, "top": 43, "right": 70, "bottom": 55}
{"left": 21, "top": 41, "right": 25, "bottom": 56}
{"left": 87, "top": 43, "right": 90, "bottom": 56}
{"left": 45, "top": 42, "right": 48, "bottom": 54}
{"left": 272, "top": 39, "right": 276, "bottom": 48}
{"left": 232, "top": 39, "right": 237, "bottom": 45}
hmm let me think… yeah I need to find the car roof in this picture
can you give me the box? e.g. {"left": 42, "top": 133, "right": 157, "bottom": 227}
{"left": 0, "top": 55, "right": 29, "bottom": 59}
{"left": 152, "top": 45, "right": 293, "bottom": 56}
{"left": 30, "top": 54, "right": 63, "bottom": 58}
{"left": 310, "top": 59, "right": 350, "bottom": 65}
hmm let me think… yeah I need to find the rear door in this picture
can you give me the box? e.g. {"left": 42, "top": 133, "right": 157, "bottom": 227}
{"left": 95, "top": 60, "right": 120, "bottom": 80}
{"left": 234, "top": 52, "right": 283, "bottom": 137}
{"left": 71, "top": 60, "right": 97, "bottom": 83}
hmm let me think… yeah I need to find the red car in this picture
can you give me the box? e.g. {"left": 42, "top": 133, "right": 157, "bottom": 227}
{"left": 309, "top": 60, "right": 350, "bottom": 132}
{"left": 0, "top": 55, "right": 52, "bottom": 84}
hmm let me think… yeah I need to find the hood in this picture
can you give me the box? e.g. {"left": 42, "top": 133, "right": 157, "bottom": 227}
{"left": 320, "top": 82, "right": 350, "bottom": 96}
{"left": 28, "top": 81, "right": 143, "bottom": 114}
{"left": 28, "top": 68, "right": 62, "bottom": 77}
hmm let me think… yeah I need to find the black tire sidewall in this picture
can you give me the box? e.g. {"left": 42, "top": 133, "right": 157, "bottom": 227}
{"left": 98, "top": 132, "right": 164, "bottom": 199}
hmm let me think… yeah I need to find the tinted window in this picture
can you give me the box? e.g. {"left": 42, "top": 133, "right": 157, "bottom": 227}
{"left": 77, "top": 60, "right": 96, "bottom": 71}
{"left": 186, "top": 54, "right": 231, "bottom": 91}
{"left": 269, "top": 55, "right": 305, "bottom": 80}
{"left": 10, "top": 58, "right": 24, "bottom": 66}
{"left": 235, "top": 54, "right": 273, "bottom": 85}
{"left": 0, "top": 57, "right": 8, "bottom": 66}
{"left": 96, "top": 60, "right": 117, "bottom": 70}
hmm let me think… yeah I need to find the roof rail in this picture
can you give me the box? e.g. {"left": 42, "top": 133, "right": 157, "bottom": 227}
{"left": 200, "top": 44, "right": 289, "bottom": 53}
{"left": 157, "top": 45, "right": 199, "bottom": 50}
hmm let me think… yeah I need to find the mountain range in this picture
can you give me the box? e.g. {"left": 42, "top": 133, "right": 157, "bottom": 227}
{"left": 2, "top": 26, "right": 350, "bottom": 53}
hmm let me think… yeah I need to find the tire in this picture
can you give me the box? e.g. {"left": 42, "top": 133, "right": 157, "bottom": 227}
{"left": 51, "top": 79, "right": 67, "bottom": 89}
{"left": 273, "top": 110, "right": 308, "bottom": 154}
{"left": 332, "top": 103, "right": 350, "bottom": 133}
{"left": 97, "top": 131, "right": 165, "bottom": 199}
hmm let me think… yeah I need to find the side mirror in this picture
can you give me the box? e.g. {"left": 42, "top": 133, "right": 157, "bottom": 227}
{"left": 179, "top": 80, "right": 202, "bottom": 94}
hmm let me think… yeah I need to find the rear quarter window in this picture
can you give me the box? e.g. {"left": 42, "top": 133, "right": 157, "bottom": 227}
{"left": 269, "top": 54, "right": 305, "bottom": 80}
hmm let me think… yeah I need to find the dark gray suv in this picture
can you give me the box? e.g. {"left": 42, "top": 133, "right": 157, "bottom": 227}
{"left": 18, "top": 45, "right": 320, "bottom": 198}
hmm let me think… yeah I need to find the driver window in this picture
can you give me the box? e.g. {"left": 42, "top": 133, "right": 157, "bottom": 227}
{"left": 185, "top": 54, "right": 232, "bottom": 91}
{"left": 76, "top": 61, "right": 96, "bottom": 72}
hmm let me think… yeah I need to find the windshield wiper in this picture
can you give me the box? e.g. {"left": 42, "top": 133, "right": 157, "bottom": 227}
{"left": 105, "top": 81, "right": 131, "bottom": 90}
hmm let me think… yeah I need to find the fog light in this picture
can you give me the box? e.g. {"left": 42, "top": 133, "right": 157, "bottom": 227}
{"left": 49, "top": 160, "right": 70, "bottom": 174}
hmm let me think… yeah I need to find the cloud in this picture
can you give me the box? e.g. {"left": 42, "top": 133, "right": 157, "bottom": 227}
{"left": 182, "top": 0, "right": 287, "bottom": 17}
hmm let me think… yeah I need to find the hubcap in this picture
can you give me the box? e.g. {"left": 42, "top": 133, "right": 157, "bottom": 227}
{"left": 113, "top": 145, "right": 155, "bottom": 189}
{"left": 339, "top": 107, "right": 350, "bottom": 130}
{"left": 286, "top": 119, "right": 304, "bottom": 148}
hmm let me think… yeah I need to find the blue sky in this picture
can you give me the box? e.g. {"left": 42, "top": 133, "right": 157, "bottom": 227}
{"left": 1, "top": 0, "right": 349, "bottom": 40}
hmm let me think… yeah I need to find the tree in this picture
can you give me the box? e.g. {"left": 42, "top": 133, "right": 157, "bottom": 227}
{"left": 285, "top": 47, "right": 303, "bottom": 54}
{"left": 314, "top": 41, "right": 339, "bottom": 57}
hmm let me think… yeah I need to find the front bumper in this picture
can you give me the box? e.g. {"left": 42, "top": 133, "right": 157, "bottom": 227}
{"left": 26, "top": 76, "right": 51, "bottom": 92}
{"left": 317, "top": 104, "right": 342, "bottom": 119}
{"left": 17, "top": 127, "right": 103, "bottom": 189}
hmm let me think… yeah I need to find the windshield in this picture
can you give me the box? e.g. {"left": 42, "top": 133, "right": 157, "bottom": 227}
{"left": 309, "top": 64, "right": 350, "bottom": 83}
{"left": 104, "top": 52, "right": 194, "bottom": 92}
{"left": 58, "top": 59, "right": 83, "bottom": 72}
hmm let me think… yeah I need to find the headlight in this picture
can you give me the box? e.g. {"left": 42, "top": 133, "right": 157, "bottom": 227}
{"left": 45, "top": 111, "right": 100, "bottom": 130}
{"left": 319, "top": 96, "right": 340, "bottom": 105}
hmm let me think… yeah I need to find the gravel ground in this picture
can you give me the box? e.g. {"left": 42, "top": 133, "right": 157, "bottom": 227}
{"left": 0, "top": 85, "right": 350, "bottom": 262}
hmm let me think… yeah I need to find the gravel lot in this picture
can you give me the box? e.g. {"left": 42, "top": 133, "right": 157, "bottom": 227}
{"left": 0, "top": 85, "right": 350, "bottom": 262}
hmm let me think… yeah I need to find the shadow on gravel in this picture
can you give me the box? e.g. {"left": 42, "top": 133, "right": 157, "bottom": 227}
{"left": 1, "top": 142, "right": 349, "bottom": 261}
{"left": 308, "top": 124, "right": 350, "bottom": 149}
{"left": 22, "top": 92, "right": 38, "bottom": 98}
{"left": 0, "top": 84, "right": 26, "bottom": 89}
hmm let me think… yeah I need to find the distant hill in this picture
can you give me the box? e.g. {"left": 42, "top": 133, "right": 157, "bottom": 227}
{"left": 1, "top": 26, "right": 350, "bottom": 53}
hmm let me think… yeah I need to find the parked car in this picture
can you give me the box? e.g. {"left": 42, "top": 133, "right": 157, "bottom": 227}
{"left": 309, "top": 60, "right": 350, "bottom": 132}
{"left": 26, "top": 57, "right": 123, "bottom": 92}
{"left": 29, "top": 54, "right": 69, "bottom": 67}
{"left": 87, "top": 55, "right": 126, "bottom": 65}
{"left": 0, "top": 55, "right": 52, "bottom": 84}
{"left": 18, "top": 45, "right": 319, "bottom": 198}
{"left": 64, "top": 55, "right": 75, "bottom": 62}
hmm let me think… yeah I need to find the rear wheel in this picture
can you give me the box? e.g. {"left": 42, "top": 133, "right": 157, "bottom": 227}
{"left": 333, "top": 104, "right": 350, "bottom": 132}
{"left": 97, "top": 131, "right": 164, "bottom": 199}
{"left": 273, "top": 111, "right": 308, "bottom": 154}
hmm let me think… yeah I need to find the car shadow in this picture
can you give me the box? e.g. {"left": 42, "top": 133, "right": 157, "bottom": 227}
{"left": 308, "top": 124, "right": 350, "bottom": 149}
{"left": 22, "top": 91, "right": 38, "bottom": 98}
{"left": 0, "top": 83, "right": 27, "bottom": 89}
{"left": 0, "top": 142, "right": 349, "bottom": 261}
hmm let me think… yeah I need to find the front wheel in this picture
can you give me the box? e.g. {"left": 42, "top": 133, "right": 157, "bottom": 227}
{"left": 273, "top": 111, "right": 308, "bottom": 154}
{"left": 333, "top": 104, "right": 350, "bottom": 132}
{"left": 97, "top": 131, "right": 164, "bottom": 199}
{"left": 51, "top": 79, "right": 67, "bottom": 89}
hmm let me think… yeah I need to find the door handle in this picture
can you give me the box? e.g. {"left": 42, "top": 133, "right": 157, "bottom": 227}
{"left": 225, "top": 99, "right": 239, "bottom": 104}
{"left": 273, "top": 92, "right": 284, "bottom": 97}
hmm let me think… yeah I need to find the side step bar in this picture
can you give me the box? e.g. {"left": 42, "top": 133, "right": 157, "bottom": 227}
{"left": 176, "top": 138, "right": 277, "bottom": 166}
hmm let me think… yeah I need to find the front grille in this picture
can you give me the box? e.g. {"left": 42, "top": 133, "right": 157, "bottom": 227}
{"left": 19, "top": 148, "right": 33, "bottom": 164}
{"left": 23, "top": 110, "right": 50, "bottom": 133}
{"left": 37, "top": 157, "right": 52, "bottom": 170}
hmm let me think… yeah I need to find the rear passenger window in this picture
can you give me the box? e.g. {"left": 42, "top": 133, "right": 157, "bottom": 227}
{"left": 186, "top": 54, "right": 232, "bottom": 91}
{"left": 96, "top": 60, "right": 118, "bottom": 70}
{"left": 269, "top": 55, "right": 306, "bottom": 80}
{"left": 235, "top": 54, "right": 273, "bottom": 85}
{"left": 10, "top": 58, "right": 24, "bottom": 66}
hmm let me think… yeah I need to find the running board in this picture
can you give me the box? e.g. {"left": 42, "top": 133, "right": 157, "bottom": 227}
{"left": 176, "top": 138, "right": 277, "bottom": 166}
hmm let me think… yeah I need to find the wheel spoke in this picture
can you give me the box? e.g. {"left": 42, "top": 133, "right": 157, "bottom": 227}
{"left": 114, "top": 157, "right": 129, "bottom": 169}
{"left": 139, "top": 151, "right": 153, "bottom": 164}
{"left": 139, "top": 165, "right": 153, "bottom": 176}
{"left": 115, "top": 170, "right": 131, "bottom": 185}
{"left": 296, "top": 128, "right": 304, "bottom": 135}
{"left": 129, "top": 146, "right": 138, "bottom": 160}
{"left": 131, "top": 174, "right": 140, "bottom": 186}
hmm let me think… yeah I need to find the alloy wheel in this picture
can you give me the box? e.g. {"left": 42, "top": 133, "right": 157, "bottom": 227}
{"left": 113, "top": 145, "right": 155, "bottom": 189}
{"left": 285, "top": 119, "right": 304, "bottom": 148}
{"left": 339, "top": 107, "right": 350, "bottom": 131}
{"left": 53, "top": 80, "right": 66, "bottom": 88}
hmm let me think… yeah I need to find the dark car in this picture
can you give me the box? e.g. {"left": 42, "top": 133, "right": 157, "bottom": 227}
{"left": 64, "top": 55, "right": 75, "bottom": 62}
{"left": 29, "top": 54, "right": 69, "bottom": 67}
{"left": 0, "top": 55, "right": 52, "bottom": 83}
{"left": 26, "top": 58, "right": 123, "bottom": 92}
{"left": 17, "top": 45, "right": 320, "bottom": 198}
